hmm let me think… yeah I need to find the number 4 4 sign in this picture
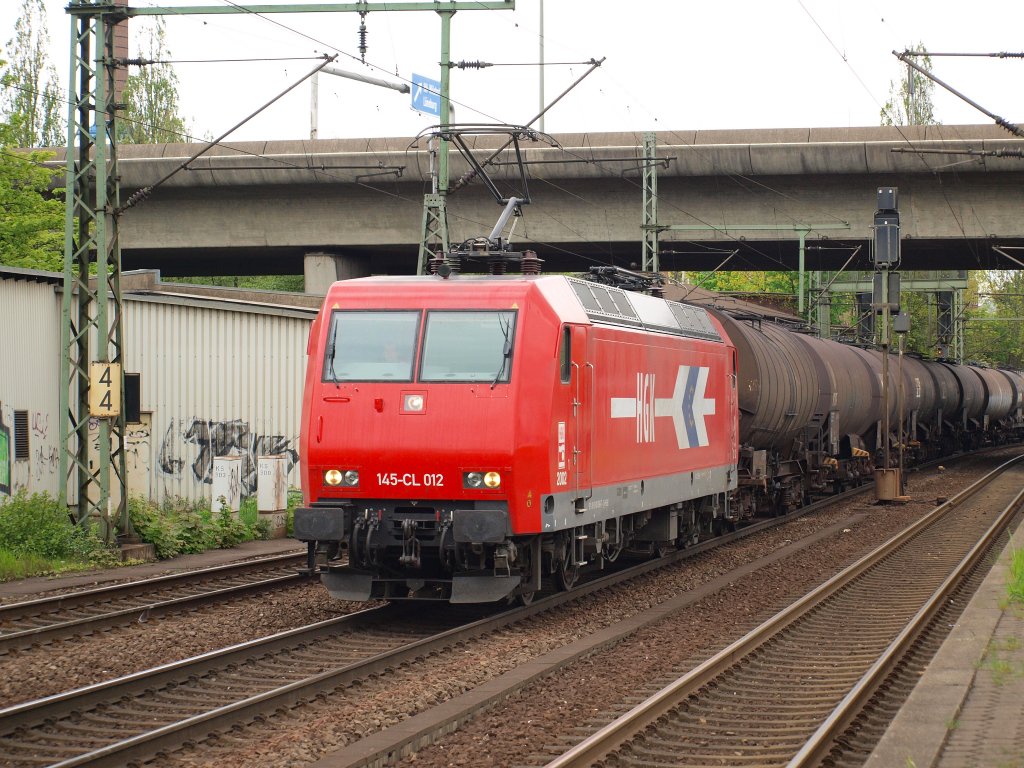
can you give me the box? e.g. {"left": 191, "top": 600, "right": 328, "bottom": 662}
{"left": 89, "top": 362, "right": 122, "bottom": 418}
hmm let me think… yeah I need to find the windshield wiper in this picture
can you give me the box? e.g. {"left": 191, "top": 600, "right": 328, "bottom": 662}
{"left": 325, "top": 334, "right": 338, "bottom": 382}
{"left": 491, "top": 315, "right": 513, "bottom": 389}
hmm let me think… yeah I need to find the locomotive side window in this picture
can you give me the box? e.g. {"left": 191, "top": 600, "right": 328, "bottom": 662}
{"left": 322, "top": 310, "right": 419, "bottom": 382}
{"left": 420, "top": 310, "right": 516, "bottom": 382}
{"left": 560, "top": 326, "right": 571, "bottom": 383}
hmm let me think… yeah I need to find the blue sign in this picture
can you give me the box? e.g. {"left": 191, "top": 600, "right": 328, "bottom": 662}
{"left": 411, "top": 73, "right": 442, "bottom": 116}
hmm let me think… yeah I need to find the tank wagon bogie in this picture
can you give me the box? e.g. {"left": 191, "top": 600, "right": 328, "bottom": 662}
{"left": 295, "top": 271, "right": 1024, "bottom": 605}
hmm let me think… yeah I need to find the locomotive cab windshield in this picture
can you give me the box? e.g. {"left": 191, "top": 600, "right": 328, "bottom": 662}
{"left": 322, "top": 308, "right": 516, "bottom": 383}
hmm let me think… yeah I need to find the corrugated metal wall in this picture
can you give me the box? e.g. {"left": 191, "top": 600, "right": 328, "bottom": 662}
{"left": 123, "top": 297, "right": 312, "bottom": 503}
{"left": 0, "top": 278, "right": 62, "bottom": 498}
{"left": 0, "top": 272, "right": 314, "bottom": 506}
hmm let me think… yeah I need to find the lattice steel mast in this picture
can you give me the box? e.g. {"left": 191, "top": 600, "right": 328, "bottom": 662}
{"left": 58, "top": 1, "right": 514, "bottom": 538}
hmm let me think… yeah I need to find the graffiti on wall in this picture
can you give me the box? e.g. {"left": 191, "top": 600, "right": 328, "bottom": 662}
{"left": 31, "top": 412, "right": 49, "bottom": 441}
{"left": 32, "top": 445, "right": 59, "bottom": 483}
{"left": 0, "top": 402, "right": 60, "bottom": 496}
{"left": 31, "top": 411, "right": 58, "bottom": 484}
{"left": 158, "top": 418, "right": 299, "bottom": 496}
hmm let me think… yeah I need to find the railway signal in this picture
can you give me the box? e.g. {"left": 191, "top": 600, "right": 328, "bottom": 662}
{"left": 872, "top": 186, "right": 902, "bottom": 500}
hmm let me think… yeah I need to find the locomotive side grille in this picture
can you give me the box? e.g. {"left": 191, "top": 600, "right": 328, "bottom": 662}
{"left": 568, "top": 279, "right": 643, "bottom": 328}
{"left": 667, "top": 302, "right": 722, "bottom": 341}
{"left": 567, "top": 277, "right": 721, "bottom": 341}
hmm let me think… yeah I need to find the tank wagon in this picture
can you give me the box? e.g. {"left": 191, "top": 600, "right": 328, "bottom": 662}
{"left": 295, "top": 268, "right": 1024, "bottom": 604}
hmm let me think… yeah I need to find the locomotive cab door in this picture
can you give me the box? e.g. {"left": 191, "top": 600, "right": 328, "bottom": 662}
{"left": 569, "top": 325, "right": 593, "bottom": 508}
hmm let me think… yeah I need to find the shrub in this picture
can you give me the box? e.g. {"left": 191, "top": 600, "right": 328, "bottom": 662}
{"left": 0, "top": 491, "right": 116, "bottom": 578}
{"left": 128, "top": 495, "right": 183, "bottom": 559}
{"left": 127, "top": 494, "right": 268, "bottom": 559}
{"left": 0, "top": 490, "right": 105, "bottom": 561}
{"left": 286, "top": 489, "right": 303, "bottom": 537}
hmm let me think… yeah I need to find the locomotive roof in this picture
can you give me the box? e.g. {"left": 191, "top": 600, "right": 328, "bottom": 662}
{"left": 324, "top": 273, "right": 722, "bottom": 343}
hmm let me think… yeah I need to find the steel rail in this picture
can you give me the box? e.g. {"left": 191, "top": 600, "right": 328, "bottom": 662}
{"left": 1, "top": 551, "right": 304, "bottom": 613}
{"left": 0, "top": 552, "right": 307, "bottom": 652}
{"left": 544, "top": 453, "right": 1024, "bottom": 768}
{"left": 789, "top": 462, "right": 1024, "bottom": 766}
{"left": 10, "top": 600, "right": 538, "bottom": 767}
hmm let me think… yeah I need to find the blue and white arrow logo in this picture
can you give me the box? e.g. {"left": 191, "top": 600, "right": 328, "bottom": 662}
{"left": 610, "top": 365, "right": 716, "bottom": 449}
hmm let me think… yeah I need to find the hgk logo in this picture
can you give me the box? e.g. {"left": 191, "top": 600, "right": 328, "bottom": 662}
{"left": 634, "top": 373, "right": 656, "bottom": 443}
{"left": 610, "top": 366, "right": 716, "bottom": 449}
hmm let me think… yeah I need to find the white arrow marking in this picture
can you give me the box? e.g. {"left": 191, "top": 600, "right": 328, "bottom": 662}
{"left": 610, "top": 365, "right": 716, "bottom": 449}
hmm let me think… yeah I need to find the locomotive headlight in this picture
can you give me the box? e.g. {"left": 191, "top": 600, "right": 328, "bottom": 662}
{"left": 464, "top": 471, "right": 502, "bottom": 489}
{"left": 324, "top": 469, "right": 358, "bottom": 487}
{"left": 403, "top": 394, "right": 425, "bottom": 412}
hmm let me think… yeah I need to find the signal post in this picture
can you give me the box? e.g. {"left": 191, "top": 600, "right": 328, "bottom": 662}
{"left": 872, "top": 187, "right": 903, "bottom": 501}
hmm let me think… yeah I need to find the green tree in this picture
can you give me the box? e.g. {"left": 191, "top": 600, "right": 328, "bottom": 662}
{"left": 686, "top": 270, "right": 799, "bottom": 314}
{"left": 0, "top": 0, "right": 65, "bottom": 147}
{"left": 0, "top": 119, "right": 64, "bottom": 270}
{"left": 881, "top": 43, "right": 938, "bottom": 127}
{"left": 967, "top": 271, "right": 1024, "bottom": 367}
{"left": 119, "top": 17, "right": 189, "bottom": 144}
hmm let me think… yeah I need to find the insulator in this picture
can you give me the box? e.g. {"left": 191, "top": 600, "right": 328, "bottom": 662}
{"left": 520, "top": 250, "right": 543, "bottom": 276}
{"left": 453, "top": 169, "right": 478, "bottom": 191}
{"left": 358, "top": 17, "right": 368, "bottom": 62}
{"left": 121, "top": 185, "right": 153, "bottom": 212}
{"left": 428, "top": 250, "right": 445, "bottom": 275}
{"left": 444, "top": 251, "right": 462, "bottom": 275}
{"left": 489, "top": 257, "right": 507, "bottom": 275}
{"left": 113, "top": 57, "right": 155, "bottom": 67}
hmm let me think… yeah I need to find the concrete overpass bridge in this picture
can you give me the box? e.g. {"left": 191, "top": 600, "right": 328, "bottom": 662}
{"left": 57, "top": 124, "right": 1024, "bottom": 288}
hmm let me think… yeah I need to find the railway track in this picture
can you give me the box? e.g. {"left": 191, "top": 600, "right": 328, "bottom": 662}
{"left": 1, "top": 453, "right": 1000, "bottom": 767}
{"left": 542, "top": 454, "right": 1024, "bottom": 768}
{"left": 0, "top": 552, "right": 308, "bottom": 653}
{"left": 0, "top": 483, "right": 880, "bottom": 768}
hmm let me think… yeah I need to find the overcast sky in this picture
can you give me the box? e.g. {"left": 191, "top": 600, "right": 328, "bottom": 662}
{"left": 3, "top": 0, "right": 1023, "bottom": 142}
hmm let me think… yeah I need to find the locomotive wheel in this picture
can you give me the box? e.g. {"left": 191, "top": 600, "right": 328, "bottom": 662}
{"left": 556, "top": 558, "right": 579, "bottom": 591}
{"left": 514, "top": 587, "right": 536, "bottom": 606}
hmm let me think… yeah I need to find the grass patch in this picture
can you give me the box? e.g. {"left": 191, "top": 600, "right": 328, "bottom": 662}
{"left": 0, "top": 548, "right": 72, "bottom": 581}
{"left": 980, "top": 637, "right": 1024, "bottom": 686}
{"left": 1008, "top": 548, "right": 1024, "bottom": 605}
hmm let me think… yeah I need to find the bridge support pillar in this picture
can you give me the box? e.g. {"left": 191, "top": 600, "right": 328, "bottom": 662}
{"left": 304, "top": 251, "right": 370, "bottom": 294}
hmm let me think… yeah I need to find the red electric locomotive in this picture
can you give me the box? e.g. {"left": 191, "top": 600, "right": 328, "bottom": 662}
{"left": 295, "top": 269, "right": 739, "bottom": 603}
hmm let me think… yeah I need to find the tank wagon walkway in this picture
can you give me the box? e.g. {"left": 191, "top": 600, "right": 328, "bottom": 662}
{"left": 868, "top": 521, "right": 1024, "bottom": 767}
